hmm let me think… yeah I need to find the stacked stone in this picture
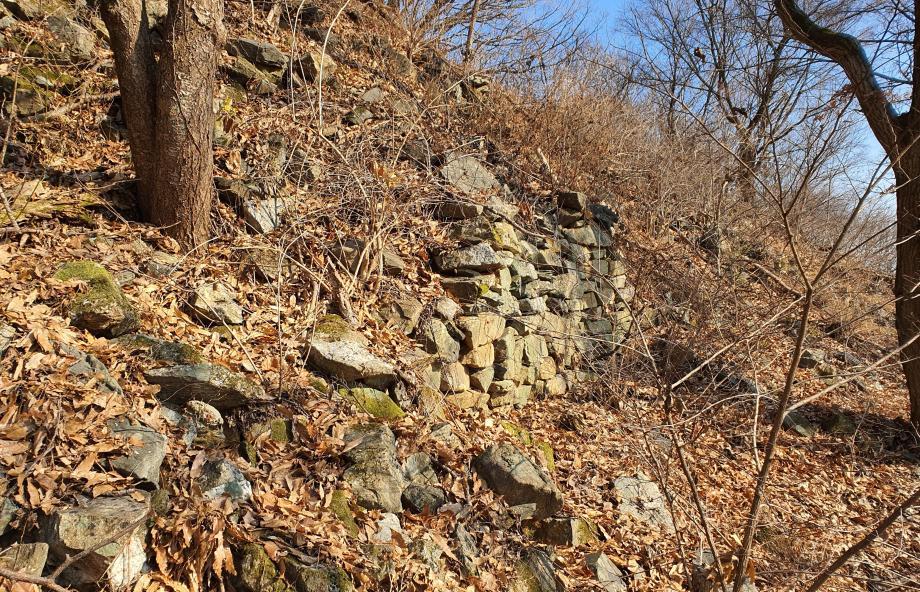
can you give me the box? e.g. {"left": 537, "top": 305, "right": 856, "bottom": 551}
{"left": 422, "top": 190, "right": 634, "bottom": 409}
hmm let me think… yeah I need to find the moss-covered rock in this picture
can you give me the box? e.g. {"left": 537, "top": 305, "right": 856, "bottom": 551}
{"left": 512, "top": 548, "right": 561, "bottom": 592}
{"left": 113, "top": 333, "right": 204, "bottom": 365}
{"left": 339, "top": 387, "right": 405, "bottom": 420}
{"left": 284, "top": 557, "right": 354, "bottom": 592}
{"left": 54, "top": 261, "right": 139, "bottom": 337}
{"left": 329, "top": 490, "right": 359, "bottom": 537}
{"left": 238, "top": 543, "right": 293, "bottom": 592}
{"left": 535, "top": 440, "right": 555, "bottom": 473}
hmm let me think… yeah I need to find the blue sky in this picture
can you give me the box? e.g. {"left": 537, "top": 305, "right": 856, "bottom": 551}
{"left": 579, "top": 0, "right": 891, "bottom": 205}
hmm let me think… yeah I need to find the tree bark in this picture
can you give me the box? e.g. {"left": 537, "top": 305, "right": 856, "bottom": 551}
{"left": 894, "top": 145, "right": 920, "bottom": 426}
{"left": 101, "top": 0, "right": 222, "bottom": 250}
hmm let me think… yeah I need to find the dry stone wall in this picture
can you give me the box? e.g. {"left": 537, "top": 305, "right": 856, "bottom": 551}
{"left": 415, "top": 187, "right": 634, "bottom": 410}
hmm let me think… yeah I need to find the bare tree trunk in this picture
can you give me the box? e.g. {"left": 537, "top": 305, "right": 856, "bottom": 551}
{"left": 463, "top": 0, "right": 482, "bottom": 65}
{"left": 101, "top": 0, "right": 221, "bottom": 250}
{"left": 894, "top": 149, "right": 920, "bottom": 426}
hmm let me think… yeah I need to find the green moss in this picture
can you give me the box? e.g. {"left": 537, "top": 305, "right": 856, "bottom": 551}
{"left": 341, "top": 387, "right": 405, "bottom": 420}
{"left": 239, "top": 543, "right": 292, "bottom": 592}
{"left": 535, "top": 440, "right": 555, "bottom": 473}
{"left": 283, "top": 557, "right": 354, "bottom": 592}
{"left": 54, "top": 261, "right": 139, "bottom": 337}
{"left": 501, "top": 421, "right": 532, "bottom": 446}
{"left": 330, "top": 490, "right": 359, "bottom": 537}
{"left": 315, "top": 314, "right": 355, "bottom": 339}
{"left": 269, "top": 419, "right": 291, "bottom": 443}
{"left": 571, "top": 517, "right": 599, "bottom": 546}
{"left": 55, "top": 260, "right": 114, "bottom": 284}
{"left": 241, "top": 441, "right": 258, "bottom": 465}
{"left": 114, "top": 333, "right": 204, "bottom": 364}
{"left": 19, "top": 66, "right": 77, "bottom": 91}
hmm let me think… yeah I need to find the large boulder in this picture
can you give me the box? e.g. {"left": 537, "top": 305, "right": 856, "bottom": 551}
{"left": 342, "top": 423, "right": 405, "bottom": 513}
{"left": 305, "top": 315, "right": 396, "bottom": 388}
{"left": 144, "top": 363, "right": 269, "bottom": 410}
{"left": 473, "top": 443, "right": 563, "bottom": 519}
{"left": 45, "top": 496, "right": 149, "bottom": 589}
{"left": 54, "top": 261, "right": 139, "bottom": 338}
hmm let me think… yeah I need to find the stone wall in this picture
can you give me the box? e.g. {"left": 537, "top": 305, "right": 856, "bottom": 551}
{"left": 414, "top": 189, "right": 634, "bottom": 410}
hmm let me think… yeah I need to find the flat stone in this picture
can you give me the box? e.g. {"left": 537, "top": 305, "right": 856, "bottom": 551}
{"left": 440, "top": 361, "right": 470, "bottom": 392}
{"left": 783, "top": 409, "right": 816, "bottom": 437}
{"left": 145, "top": 251, "right": 181, "bottom": 277}
{"left": 342, "top": 423, "right": 405, "bottom": 513}
{"left": 473, "top": 443, "right": 563, "bottom": 519}
{"left": 223, "top": 56, "right": 278, "bottom": 94}
{"left": 113, "top": 333, "right": 204, "bottom": 365}
{"left": 344, "top": 105, "right": 373, "bottom": 125}
{"left": 586, "top": 552, "right": 627, "bottom": 592}
{"left": 433, "top": 297, "right": 461, "bottom": 321}
{"left": 307, "top": 337, "right": 396, "bottom": 388}
{"left": 45, "top": 496, "right": 148, "bottom": 589}
{"left": 54, "top": 261, "right": 139, "bottom": 338}
{"left": 692, "top": 549, "right": 756, "bottom": 592}
{"left": 436, "top": 242, "right": 506, "bottom": 273}
{"left": 454, "top": 523, "right": 479, "bottom": 576}
{"left": 0, "top": 543, "right": 48, "bottom": 577}
{"left": 441, "top": 275, "right": 495, "bottom": 301}
{"left": 376, "top": 296, "right": 424, "bottom": 334}
{"left": 436, "top": 202, "right": 484, "bottom": 220}
{"left": 60, "top": 343, "right": 123, "bottom": 395}
{"left": 460, "top": 342, "right": 495, "bottom": 369}
{"left": 457, "top": 314, "right": 506, "bottom": 348}
{"left": 613, "top": 474, "right": 674, "bottom": 532}
{"left": 470, "top": 366, "right": 494, "bottom": 392}
{"left": 0, "top": 323, "right": 15, "bottom": 358}
{"left": 145, "top": 363, "right": 268, "bottom": 410}
{"left": 48, "top": 15, "right": 95, "bottom": 62}
{"left": 799, "top": 348, "right": 826, "bottom": 369}
{"left": 557, "top": 191, "right": 587, "bottom": 210}
{"left": 340, "top": 387, "right": 404, "bottom": 420}
{"left": 108, "top": 419, "right": 167, "bottom": 486}
{"left": 445, "top": 390, "right": 488, "bottom": 410}
{"left": 190, "top": 282, "right": 244, "bottom": 325}
{"left": 284, "top": 49, "right": 336, "bottom": 86}
{"left": 284, "top": 556, "right": 354, "bottom": 592}
{"left": 229, "top": 37, "right": 287, "bottom": 70}
{"left": 563, "top": 223, "right": 612, "bottom": 247}
{"left": 242, "top": 198, "right": 285, "bottom": 234}
{"left": 440, "top": 155, "right": 500, "bottom": 195}
{"left": 198, "top": 458, "right": 252, "bottom": 501}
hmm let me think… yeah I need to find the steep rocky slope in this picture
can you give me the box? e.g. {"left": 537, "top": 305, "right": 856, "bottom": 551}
{"left": 0, "top": 1, "right": 918, "bottom": 591}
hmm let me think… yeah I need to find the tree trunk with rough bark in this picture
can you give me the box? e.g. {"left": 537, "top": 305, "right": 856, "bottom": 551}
{"left": 101, "top": 0, "right": 223, "bottom": 250}
{"left": 894, "top": 145, "right": 920, "bottom": 426}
